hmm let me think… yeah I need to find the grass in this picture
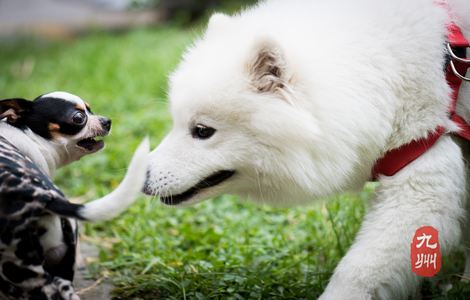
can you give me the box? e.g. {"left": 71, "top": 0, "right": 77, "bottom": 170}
{"left": 0, "top": 27, "right": 468, "bottom": 299}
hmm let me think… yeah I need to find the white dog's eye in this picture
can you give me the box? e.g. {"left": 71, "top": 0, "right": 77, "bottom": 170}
{"left": 72, "top": 111, "right": 87, "bottom": 125}
{"left": 191, "top": 124, "right": 216, "bottom": 139}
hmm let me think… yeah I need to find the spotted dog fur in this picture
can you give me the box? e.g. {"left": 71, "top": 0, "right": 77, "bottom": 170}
{"left": 0, "top": 92, "right": 149, "bottom": 300}
{"left": 0, "top": 136, "right": 78, "bottom": 300}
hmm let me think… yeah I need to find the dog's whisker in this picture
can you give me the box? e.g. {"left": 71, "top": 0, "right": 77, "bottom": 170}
{"left": 255, "top": 168, "right": 266, "bottom": 204}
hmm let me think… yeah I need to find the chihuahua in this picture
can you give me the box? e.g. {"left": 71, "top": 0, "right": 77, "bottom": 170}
{"left": 0, "top": 92, "right": 149, "bottom": 300}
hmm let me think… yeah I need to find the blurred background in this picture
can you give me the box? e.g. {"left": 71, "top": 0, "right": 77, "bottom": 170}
{"left": 0, "top": 0, "right": 468, "bottom": 299}
{"left": 0, "top": 0, "right": 256, "bottom": 39}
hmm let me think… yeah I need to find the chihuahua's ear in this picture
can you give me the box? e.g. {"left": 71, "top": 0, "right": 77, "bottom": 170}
{"left": 0, "top": 98, "right": 32, "bottom": 124}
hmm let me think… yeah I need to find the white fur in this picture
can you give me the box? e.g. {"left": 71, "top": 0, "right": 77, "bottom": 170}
{"left": 146, "top": 0, "right": 470, "bottom": 298}
{"left": 0, "top": 123, "right": 150, "bottom": 220}
{"left": 42, "top": 91, "right": 86, "bottom": 106}
{"left": 320, "top": 136, "right": 466, "bottom": 299}
{"left": 79, "top": 138, "right": 150, "bottom": 221}
{"left": 0, "top": 123, "right": 62, "bottom": 175}
{"left": 0, "top": 93, "right": 150, "bottom": 264}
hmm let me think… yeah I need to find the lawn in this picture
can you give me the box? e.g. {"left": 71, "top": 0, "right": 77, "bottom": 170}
{"left": 0, "top": 27, "right": 468, "bottom": 299}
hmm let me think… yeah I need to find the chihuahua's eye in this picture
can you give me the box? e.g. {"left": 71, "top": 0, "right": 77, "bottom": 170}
{"left": 191, "top": 124, "right": 216, "bottom": 139}
{"left": 72, "top": 111, "right": 87, "bottom": 125}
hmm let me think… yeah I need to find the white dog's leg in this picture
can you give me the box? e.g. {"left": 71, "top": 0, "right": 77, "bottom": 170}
{"left": 460, "top": 140, "right": 470, "bottom": 281}
{"left": 320, "top": 136, "right": 466, "bottom": 300}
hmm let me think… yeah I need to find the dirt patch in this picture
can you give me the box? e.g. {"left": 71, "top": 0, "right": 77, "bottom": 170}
{"left": 74, "top": 242, "right": 113, "bottom": 300}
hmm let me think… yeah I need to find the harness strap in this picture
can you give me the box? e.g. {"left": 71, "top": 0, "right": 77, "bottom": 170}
{"left": 448, "top": 23, "right": 469, "bottom": 47}
{"left": 447, "top": 23, "right": 470, "bottom": 139}
{"left": 371, "top": 19, "right": 469, "bottom": 179}
{"left": 372, "top": 127, "right": 446, "bottom": 179}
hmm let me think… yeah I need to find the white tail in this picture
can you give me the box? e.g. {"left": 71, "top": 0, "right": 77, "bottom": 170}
{"left": 79, "top": 137, "right": 150, "bottom": 221}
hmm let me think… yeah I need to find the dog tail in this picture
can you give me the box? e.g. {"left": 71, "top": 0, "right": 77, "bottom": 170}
{"left": 46, "top": 138, "right": 150, "bottom": 221}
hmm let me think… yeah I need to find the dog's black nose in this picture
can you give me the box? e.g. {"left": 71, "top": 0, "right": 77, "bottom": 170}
{"left": 100, "top": 118, "right": 112, "bottom": 131}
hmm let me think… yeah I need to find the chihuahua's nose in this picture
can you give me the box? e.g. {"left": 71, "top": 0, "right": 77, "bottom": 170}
{"left": 100, "top": 118, "right": 112, "bottom": 131}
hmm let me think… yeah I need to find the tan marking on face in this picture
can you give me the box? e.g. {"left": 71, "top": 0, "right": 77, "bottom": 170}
{"left": 75, "top": 103, "right": 86, "bottom": 111}
{"left": 85, "top": 102, "right": 91, "bottom": 110}
{"left": 48, "top": 123, "right": 61, "bottom": 131}
{"left": 49, "top": 130, "right": 63, "bottom": 140}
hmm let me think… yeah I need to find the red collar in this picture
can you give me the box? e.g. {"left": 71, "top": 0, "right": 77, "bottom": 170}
{"left": 371, "top": 21, "right": 470, "bottom": 180}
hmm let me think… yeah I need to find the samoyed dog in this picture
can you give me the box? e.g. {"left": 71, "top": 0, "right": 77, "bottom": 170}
{"left": 144, "top": 0, "right": 470, "bottom": 298}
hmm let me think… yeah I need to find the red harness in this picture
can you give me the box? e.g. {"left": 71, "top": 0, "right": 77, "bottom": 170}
{"left": 372, "top": 19, "right": 470, "bottom": 179}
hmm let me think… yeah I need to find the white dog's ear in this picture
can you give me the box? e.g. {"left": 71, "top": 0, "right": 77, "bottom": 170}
{"left": 207, "top": 13, "right": 232, "bottom": 35}
{"left": 248, "top": 40, "right": 287, "bottom": 94}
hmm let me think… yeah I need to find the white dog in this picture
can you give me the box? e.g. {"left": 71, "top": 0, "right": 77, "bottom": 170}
{"left": 144, "top": 0, "right": 470, "bottom": 298}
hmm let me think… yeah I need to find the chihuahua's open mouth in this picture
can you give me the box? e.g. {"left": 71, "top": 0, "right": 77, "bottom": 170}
{"left": 76, "top": 133, "right": 108, "bottom": 153}
{"left": 158, "top": 170, "right": 235, "bottom": 205}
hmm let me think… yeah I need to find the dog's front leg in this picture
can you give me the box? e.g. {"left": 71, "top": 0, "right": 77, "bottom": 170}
{"left": 320, "top": 136, "right": 466, "bottom": 300}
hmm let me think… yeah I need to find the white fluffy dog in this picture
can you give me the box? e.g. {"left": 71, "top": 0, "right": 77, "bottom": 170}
{"left": 144, "top": 0, "right": 470, "bottom": 298}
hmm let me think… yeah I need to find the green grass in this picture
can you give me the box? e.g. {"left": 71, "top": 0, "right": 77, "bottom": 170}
{"left": 0, "top": 28, "right": 468, "bottom": 299}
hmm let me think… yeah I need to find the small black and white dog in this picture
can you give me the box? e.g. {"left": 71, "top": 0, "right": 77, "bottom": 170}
{"left": 0, "top": 92, "right": 149, "bottom": 300}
